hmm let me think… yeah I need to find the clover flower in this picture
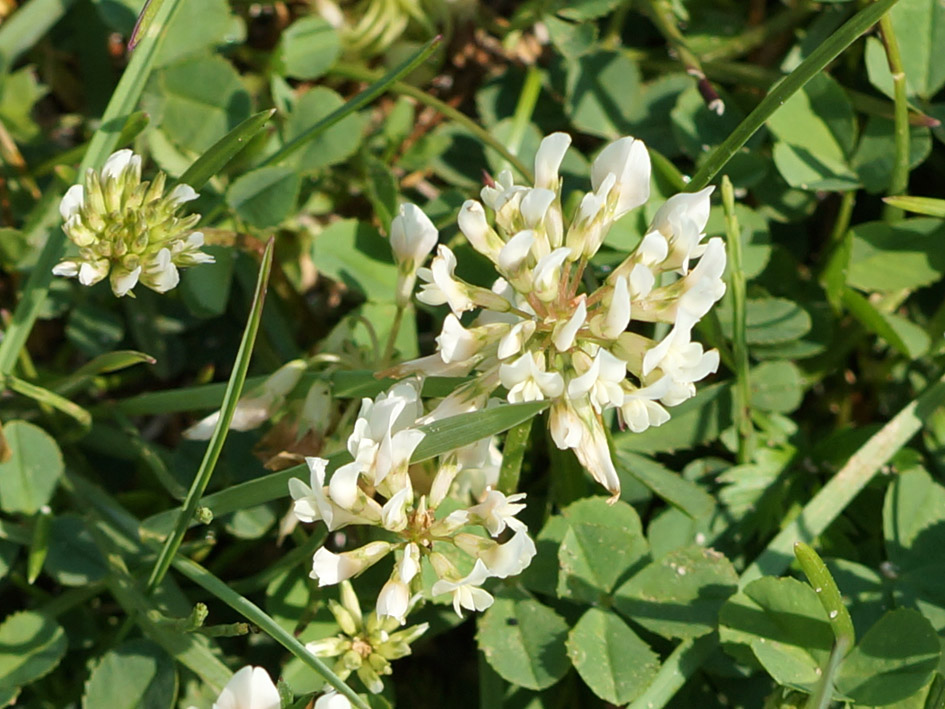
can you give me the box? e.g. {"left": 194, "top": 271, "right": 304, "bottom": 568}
{"left": 53, "top": 149, "right": 213, "bottom": 297}
{"left": 290, "top": 380, "right": 537, "bottom": 627}
{"left": 305, "top": 580, "right": 429, "bottom": 695}
{"left": 390, "top": 132, "right": 726, "bottom": 500}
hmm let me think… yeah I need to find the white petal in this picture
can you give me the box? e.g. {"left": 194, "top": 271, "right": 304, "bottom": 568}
{"left": 534, "top": 132, "right": 571, "bottom": 190}
{"left": 519, "top": 188, "right": 556, "bottom": 228}
{"left": 498, "top": 230, "right": 535, "bottom": 272}
{"left": 553, "top": 299, "right": 586, "bottom": 351}
{"left": 111, "top": 266, "right": 141, "bottom": 297}
{"left": 52, "top": 260, "right": 79, "bottom": 277}
{"left": 101, "top": 149, "right": 137, "bottom": 180}
{"left": 78, "top": 260, "right": 109, "bottom": 286}
{"left": 169, "top": 183, "right": 199, "bottom": 205}
{"left": 59, "top": 184, "right": 85, "bottom": 220}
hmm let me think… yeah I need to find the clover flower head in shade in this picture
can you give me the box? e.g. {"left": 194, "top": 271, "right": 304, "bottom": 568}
{"left": 305, "top": 580, "right": 429, "bottom": 695}
{"left": 388, "top": 132, "right": 726, "bottom": 501}
{"left": 202, "top": 665, "right": 280, "bottom": 709}
{"left": 290, "top": 380, "right": 538, "bottom": 632}
{"left": 53, "top": 149, "right": 213, "bottom": 297}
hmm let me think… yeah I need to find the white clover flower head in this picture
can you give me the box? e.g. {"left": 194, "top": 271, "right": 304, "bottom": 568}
{"left": 53, "top": 149, "right": 212, "bottom": 297}
{"left": 209, "top": 665, "right": 280, "bottom": 709}
{"left": 392, "top": 131, "right": 726, "bottom": 500}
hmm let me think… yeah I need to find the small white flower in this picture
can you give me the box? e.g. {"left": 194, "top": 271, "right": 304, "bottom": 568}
{"left": 311, "top": 542, "right": 393, "bottom": 587}
{"left": 210, "top": 665, "right": 280, "bottom": 709}
{"left": 567, "top": 348, "right": 627, "bottom": 413}
{"left": 390, "top": 203, "right": 438, "bottom": 269}
{"left": 289, "top": 457, "right": 381, "bottom": 531}
{"left": 478, "top": 525, "right": 536, "bottom": 578}
{"left": 553, "top": 298, "right": 587, "bottom": 352}
{"left": 376, "top": 543, "right": 420, "bottom": 624}
{"left": 619, "top": 377, "right": 672, "bottom": 433}
{"left": 531, "top": 247, "right": 570, "bottom": 302}
{"left": 431, "top": 559, "right": 494, "bottom": 617}
{"left": 458, "top": 200, "right": 504, "bottom": 262}
{"left": 591, "top": 136, "right": 651, "bottom": 220}
{"left": 417, "top": 245, "right": 476, "bottom": 315}
{"left": 499, "top": 351, "right": 564, "bottom": 403}
{"left": 497, "top": 320, "right": 536, "bottom": 360}
{"left": 534, "top": 132, "right": 571, "bottom": 191}
{"left": 466, "top": 488, "right": 527, "bottom": 537}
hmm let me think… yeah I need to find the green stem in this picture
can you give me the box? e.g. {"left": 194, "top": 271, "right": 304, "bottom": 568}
{"left": 721, "top": 177, "right": 753, "bottom": 464}
{"left": 0, "top": 0, "right": 186, "bottom": 376}
{"left": 819, "top": 190, "right": 856, "bottom": 313}
{"left": 505, "top": 64, "right": 543, "bottom": 161}
{"left": 2, "top": 374, "right": 92, "bottom": 428}
{"left": 687, "top": 0, "right": 902, "bottom": 192}
{"left": 329, "top": 64, "right": 534, "bottom": 183}
{"left": 497, "top": 418, "right": 533, "bottom": 494}
{"left": 381, "top": 304, "right": 406, "bottom": 366}
{"left": 879, "top": 13, "right": 909, "bottom": 221}
{"left": 172, "top": 556, "right": 369, "bottom": 709}
{"left": 645, "top": 0, "right": 722, "bottom": 113}
{"left": 805, "top": 636, "right": 849, "bottom": 709}
{"left": 145, "top": 241, "right": 274, "bottom": 593}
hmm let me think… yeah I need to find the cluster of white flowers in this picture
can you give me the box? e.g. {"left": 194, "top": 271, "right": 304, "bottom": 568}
{"left": 53, "top": 149, "right": 213, "bottom": 297}
{"left": 388, "top": 132, "right": 726, "bottom": 499}
{"left": 290, "top": 380, "right": 536, "bottom": 629}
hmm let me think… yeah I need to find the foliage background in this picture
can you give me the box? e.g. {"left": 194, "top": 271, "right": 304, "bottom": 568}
{"left": 1, "top": 0, "right": 945, "bottom": 707}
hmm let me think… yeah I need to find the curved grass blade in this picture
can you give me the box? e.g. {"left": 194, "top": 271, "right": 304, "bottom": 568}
{"left": 0, "top": 0, "right": 187, "bottom": 376}
{"left": 263, "top": 36, "right": 441, "bottom": 167}
{"left": 688, "top": 0, "right": 901, "bottom": 191}
{"left": 178, "top": 109, "right": 277, "bottom": 190}
{"left": 3, "top": 374, "right": 92, "bottom": 428}
{"left": 883, "top": 195, "right": 945, "bottom": 218}
{"left": 144, "top": 239, "right": 275, "bottom": 593}
{"left": 140, "top": 400, "right": 548, "bottom": 539}
{"left": 172, "top": 556, "right": 369, "bottom": 709}
{"left": 794, "top": 542, "right": 856, "bottom": 648}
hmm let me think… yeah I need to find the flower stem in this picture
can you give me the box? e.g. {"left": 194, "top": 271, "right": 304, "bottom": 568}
{"left": 381, "top": 304, "right": 407, "bottom": 366}
{"left": 879, "top": 13, "right": 910, "bottom": 221}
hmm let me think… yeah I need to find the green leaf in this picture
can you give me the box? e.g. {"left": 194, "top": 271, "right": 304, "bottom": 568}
{"left": 852, "top": 117, "right": 932, "bottom": 194}
{"left": 275, "top": 15, "right": 340, "bottom": 80}
{"left": 476, "top": 595, "right": 570, "bottom": 690}
{"left": 557, "top": 497, "right": 648, "bottom": 602}
{"left": 178, "top": 108, "right": 276, "bottom": 190}
{"left": 717, "top": 297, "right": 812, "bottom": 345}
{"left": 0, "top": 421, "right": 64, "bottom": 515}
{"left": 863, "top": 1, "right": 945, "bottom": 100}
{"left": 883, "top": 467, "right": 945, "bottom": 569}
{"left": 616, "top": 452, "right": 715, "bottom": 520}
{"left": 566, "top": 608, "right": 659, "bottom": 705}
{"left": 283, "top": 87, "right": 365, "bottom": 173}
{"left": 150, "top": 54, "right": 252, "bottom": 153}
{"left": 545, "top": 15, "right": 598, "bottom": 58}
{"left": 843, "top": 288, "right": 928, "bottom": 358}
{"left": 311, "top": 219, "right": 398, "bottom": 302}
{"left": 66, "top": 303, "right": 124, "bottom": 358}
{"left": 767, "top": 74, "right": 859, "bottom": 191}
{"left": 614, "top": 546, "right": 738, "bottom": 640}
{"left": 847, "top": 219, "right": 945, "bottom": 292}
{"left": 614, "top": 382, "right": 732, "bottom": 455}
{"left": 835, "top": 609, "right": 940, "bottom": 705}
{"left": 363, "top": 156, "right": 399, "bottom": 234}
{"left": 0, "top": 66, "right": 46, "bottom": 141}
{"left": 156, "top": 0, "right": 240, "bottom": 67}
{"left": 180, "top": 246, "right": 235, "bottom": 318}
{"left": 565, "top": 51, "right": 642, "bottom": 139}
{"left": 749, "top": 361, "right": 805, "bottom": 414}
{"left": 83, "top": 638, "right": 178, "bottom": 709}
{"left": 227, "top": 166, "right": 301, "bottom": 228}
{"left": 72, "top": 350, "right": 156, "bottom": 378}
{"left": 0, "top": 611, "right": 67, "bottom": 693}
{"left": 44, "top": 514, "right": 108, "bottom": 587}
{"left": 719, "top": 577, "right": 832, "bottom": 693}
{"left": 883, "top": 195, "right": 945, "bottom": 218}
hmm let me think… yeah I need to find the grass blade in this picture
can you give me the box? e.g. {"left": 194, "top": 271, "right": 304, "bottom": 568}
{"left": 0, "top": 0, "right": 187, "bottom": 376}
{"left": 883, "top": 195, "right": 945, "bottom": 218}
{"left": 140, "top": 400, "right": 548, "bottom": 539}
{"left": 145, "top": 239, "right": 274, "bottom": 592}
{"left": 173, "top": 556, "right": 369, "bottom": 709}
{"left": 688, "top": 0, "right": 901, "bottom": 191}
{"left": 263, "top": 36, "right": 441, "bottom": 167}
{"left": 179, "top": 109, "right": 277, "bottom": 190}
